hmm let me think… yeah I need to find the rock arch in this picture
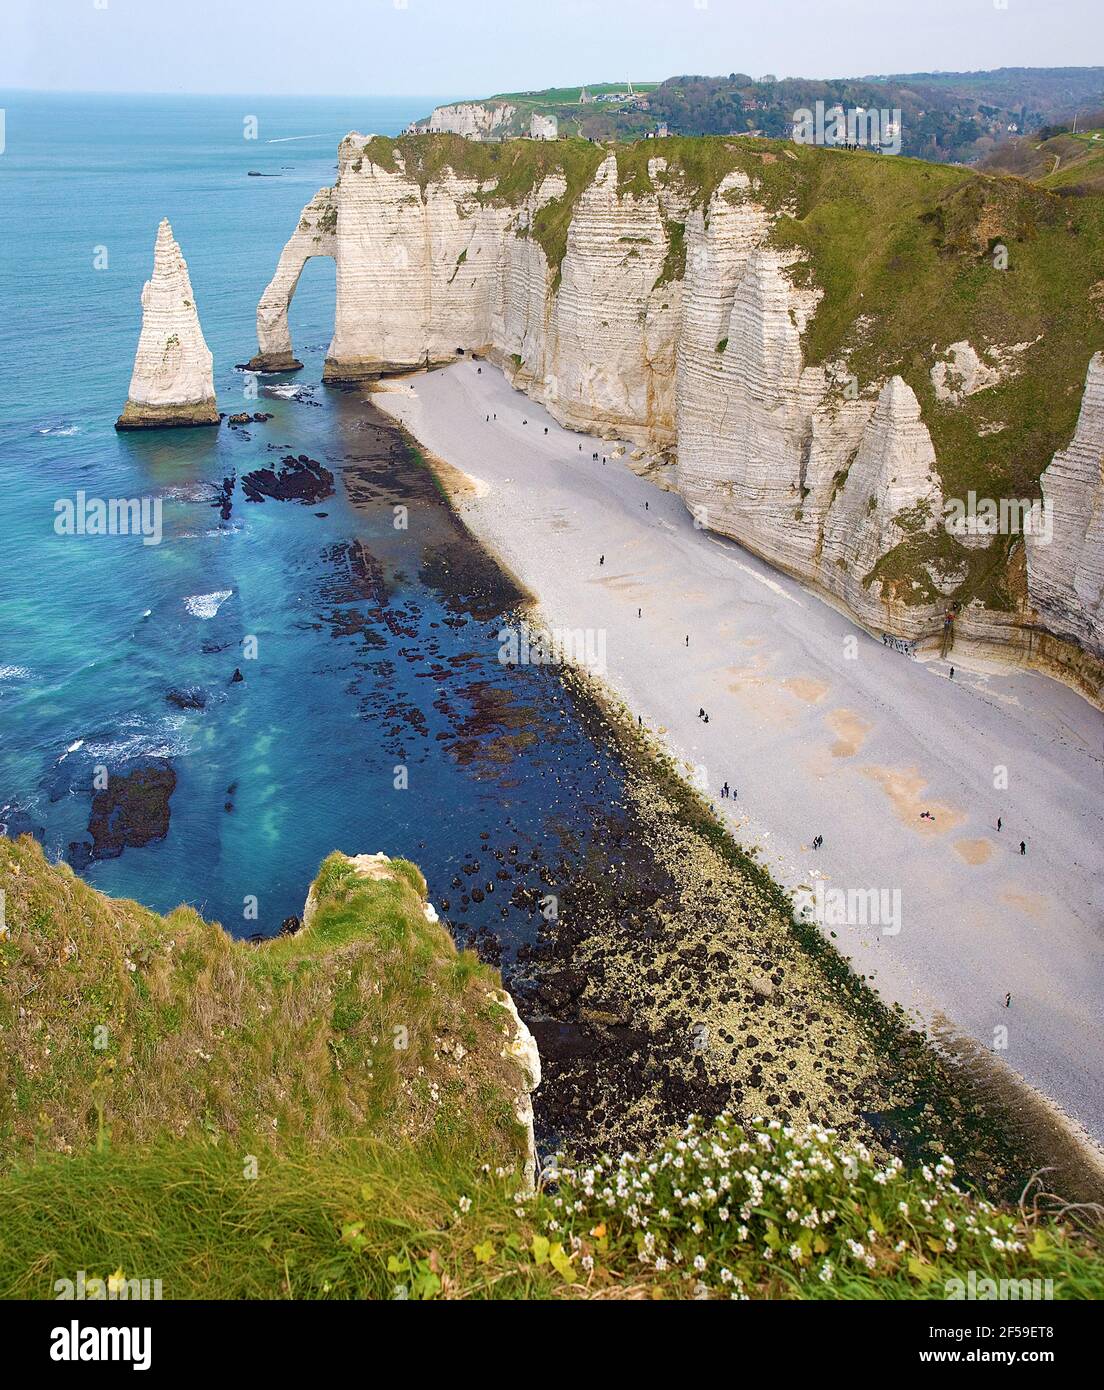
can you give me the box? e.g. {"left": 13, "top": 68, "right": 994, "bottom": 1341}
{"left": 247, "top": 187, "right": 337, "bottom": 372}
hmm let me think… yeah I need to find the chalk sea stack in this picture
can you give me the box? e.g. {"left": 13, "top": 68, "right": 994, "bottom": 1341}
{"left": 115, "top": 219, "right": 219, "bottom": 430}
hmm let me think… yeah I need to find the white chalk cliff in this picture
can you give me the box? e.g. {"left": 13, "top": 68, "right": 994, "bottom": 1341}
{"left": 412, "top": 101, "right": 518, "bottom": 140}
{"left": 251, "top": 136, "right": 1104, "bottom": 701}
{"left": 1027, "top": 353, "right": 1104, "bottom": 668}
{"left": 117, "top": 219, "right": 218, "bottom": 430}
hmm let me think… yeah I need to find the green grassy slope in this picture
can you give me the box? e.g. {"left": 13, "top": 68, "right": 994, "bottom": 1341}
{"left": 0, "top": 837, "right": 527, "bottom": 1165}
{"left": 983, "top": 127, "right": 1104, "bottom": 195}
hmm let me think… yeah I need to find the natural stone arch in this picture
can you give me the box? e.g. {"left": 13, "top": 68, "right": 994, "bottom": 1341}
{"left": 247, "top": 187, "right": 337, "bottom": 372}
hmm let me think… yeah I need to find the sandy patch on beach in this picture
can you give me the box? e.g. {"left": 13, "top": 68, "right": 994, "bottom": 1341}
{"left": 954, "top": 838, "right": 995, "bottom": 866}
{"left": 784, "top": 676, "right": 830, "bottom": 704}
{"left": 860, "top": 765, "right": 966, "bottom": 834}
{"left": 999, "top": 888, "right": 1052, "bottom": 921}
{"left": 726, "top": 664, "right": 795, "bottom": 728}
{"left": 419, "top": 447, "right": 490, "bottom": 499}
{"left": 826, "top": 708, "right": 872, "bottom": 758}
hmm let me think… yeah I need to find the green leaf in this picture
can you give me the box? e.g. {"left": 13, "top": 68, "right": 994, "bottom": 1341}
{"left": 531, "top": 1234, "right": 551, "bottom": 1266}
{"left": 549, "top": 1243, "right": 575, "bottom": 1280}
{"left": 1029, "top": 1230, "right": 1052, "bottom": 1261}
{"left": 473, "top": 1240, "right": 496, "bottom": 1265}
{"left": 908, "top": 1256, "right": 939, "bottom": 1283}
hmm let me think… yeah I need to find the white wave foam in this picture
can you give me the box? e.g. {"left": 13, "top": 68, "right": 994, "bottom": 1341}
{"left": 262, "top": 383, "right": 309, "bottom": 399}
{"left": 184, "top": 590, "right": 233, "bottom": 620}
{"left": 0, "top": 665, "right": 33, "bottom": 681}
{"left": 83, "top": 713, "right": 189, "bottom": 764}
{"left": 36, "top": 423, "right": 81, "bottom": 437}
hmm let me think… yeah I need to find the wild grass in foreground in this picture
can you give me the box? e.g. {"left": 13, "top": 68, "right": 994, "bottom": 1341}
{"left": 1, "top": 1116, "right": 1100, "bottom": 1300}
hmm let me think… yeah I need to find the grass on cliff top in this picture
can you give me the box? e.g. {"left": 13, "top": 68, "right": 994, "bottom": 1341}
{"left": 771, "top": 147, "right": 1104, "bottom": 506}
{"left": 1, "top": 1115, "right": 1100, "bottom": 1300}
{"left": 0, "top": 836, "right": 527, "bottom": 1168}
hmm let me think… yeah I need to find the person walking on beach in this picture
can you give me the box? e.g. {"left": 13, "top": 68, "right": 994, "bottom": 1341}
{"left": 950, "top": 666, "right": 955, "bottom": 679}
{"left": 685, "top": 635, "right": 689, "bottom": 647}
{"left": 1005, "top": 993, "right": 1012, "bottom": 1008}
{"left": 599, "top": 555, "right": 605, "bottom": 566}
{"left": 1020, "top": 840, "right": 1026, "bottom": 856}
{"left": 997, "top": 816, "right": 1002, "bottom": 832}
{"left": 721, "top": 782, "right": 729, "bottom": 798}
{"left": 638, "top": 608, "right": 642, "bottom": 618}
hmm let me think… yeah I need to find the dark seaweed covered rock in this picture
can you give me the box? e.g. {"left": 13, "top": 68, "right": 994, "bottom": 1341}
{"left": 166, "top": 686, "right": 208, "bottom": 711}
{"left": 82, "top": 760, "right": 177, "bottom": 862}
{"left": 242, "top": 454, "right": 334, "bottom": 505}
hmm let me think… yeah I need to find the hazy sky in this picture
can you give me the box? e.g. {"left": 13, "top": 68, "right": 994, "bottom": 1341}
{"left": 2, "top": 0, "right": 1101, "bottom": 97}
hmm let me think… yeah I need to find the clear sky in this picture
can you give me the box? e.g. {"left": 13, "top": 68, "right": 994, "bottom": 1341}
{"left": 2, "top": 0, "right": 1101, "bottom": 97}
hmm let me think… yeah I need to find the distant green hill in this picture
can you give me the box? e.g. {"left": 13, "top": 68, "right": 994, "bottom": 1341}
{"left": 416, "top": 67, "right": 1104, "bottom": 164}
{"left": 982, "top": 125, "right": 1104, "bottom": 194}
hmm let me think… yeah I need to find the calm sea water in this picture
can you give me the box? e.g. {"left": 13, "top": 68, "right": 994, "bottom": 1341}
{"left": 0, "top": 92, "right": 630, "bottom": 941}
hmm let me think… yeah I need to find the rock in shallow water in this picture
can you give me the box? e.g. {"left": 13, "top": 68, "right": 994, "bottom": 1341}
{"left": 79, "top": 760, "right": 177, "bottom": 862}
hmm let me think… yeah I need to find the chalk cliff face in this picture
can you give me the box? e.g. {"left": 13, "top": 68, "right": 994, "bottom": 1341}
{"left": 117, "top": 219, "right": 218, "bottom": 430}
{"left": 413, "top": 101, "right": 518, "bottom": 140}
{"left": 251, "top": 136, "right": 1104, "bottom": 699}
{"left": 1027, "top": 353, "right": 1104, "bottom": 667}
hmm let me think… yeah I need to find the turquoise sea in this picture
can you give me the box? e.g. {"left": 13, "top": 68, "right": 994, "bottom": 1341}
{"left": 0, "top": 92, "right": 630, "bottom": 942}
